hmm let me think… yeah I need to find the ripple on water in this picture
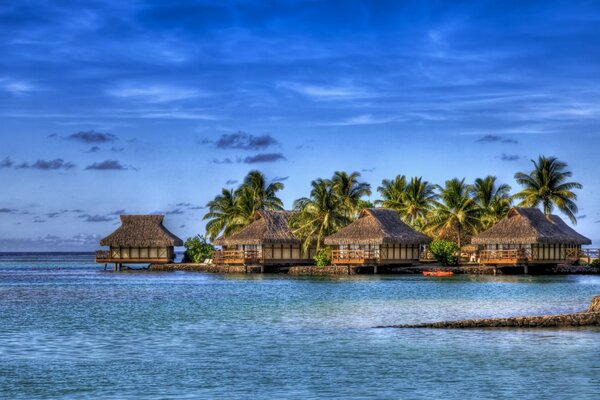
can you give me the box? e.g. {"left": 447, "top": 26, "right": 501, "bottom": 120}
{"left": 0, "top": 261, "right": 599, "bottom": 399}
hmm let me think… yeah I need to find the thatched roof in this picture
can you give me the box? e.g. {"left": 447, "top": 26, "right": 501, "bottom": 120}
{"left": 213, "top": 210, "right": 300, "bottom": 246}
{"left": 472, "top": 207, "right": 591, "bottom": 245}
{"left": 100, "top": 215, "right": 183, "bottom": 247}
{"left": 324, "top": 208, "right": 431, "bottom": 246}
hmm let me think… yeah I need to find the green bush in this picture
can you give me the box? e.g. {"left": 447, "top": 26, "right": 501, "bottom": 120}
{"left": 314, "top": 248, "right": 332, "bottom": 267}
{"left": 429, "top": 240, "right": 459, "bottom": 266}
{"left": 590, "top": 259, "right": 600, "bottom": 268}
{"left": 183, "top": 235, "right": 215, "bottom": 263}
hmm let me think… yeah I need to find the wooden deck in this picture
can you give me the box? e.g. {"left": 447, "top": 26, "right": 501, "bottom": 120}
{"left": 331, "top": 249, "right": 379, "bottom": 265}
{"left": 213, "top": 250, "right": 261, "bottom": 265}
{"left": 95, "top": 251, "right": 172, "bottom": 264}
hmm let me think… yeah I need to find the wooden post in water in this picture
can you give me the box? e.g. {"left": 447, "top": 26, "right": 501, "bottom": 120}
{"left": 373, "top": 265, "right": 378, "bottom": 274}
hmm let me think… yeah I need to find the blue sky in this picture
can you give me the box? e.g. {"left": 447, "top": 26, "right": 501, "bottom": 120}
{"left": 1, "top": 0, "right": 599, "bottom": 250}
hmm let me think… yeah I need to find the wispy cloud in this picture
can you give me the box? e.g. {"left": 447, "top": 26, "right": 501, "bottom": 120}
{"left": 0, "top": 157, "right": 14, "bottom": 168}
{"left": 107, "top": 84, "right": 201, "bottom": 103}
{"left": 166, "top": 208, "right": 185, "bottom": 215}
{"left": 324, "top": 114, "right": 399, "bottom": 126}
{"left": 0, "top": 208, "right": 17, "bottom": 214}
{"left": 79, "top": 214, "right": 113, "bottom": 222}
{"left": 499, "top": 153, "right": 521, "bottom": 161}
{"left": 476, "top": 134, "right": 519, "bottom": 144}
{"left": 281, "top": 82, "right": 371, "bottom": 100}
{"left": 85, "top": 160, "right": 134, "bottom": 171}
{"left": 272, "top": 176, "right": 288, "bottom": 182}
{"left": 225, "top": 179, "right": 238, "bottom": 185}
{"left": 202, "top": 132, "right": 279, "bottom": 150}
{"left": 0, "top": 77, "right": 36, "bottom": 95}
{"left": 211, "top": 157, "right": 233, "bottom": 164}
{"left": 108, "top": 209, "right": 127, "bottom": 215}
{"left": 16, "top": 159, "right": 76, "bottom": 170}
{"left": 68, "top": 131, "right": 117, "bottom": 144}
{"left": 243, "top": 153, "right": 286, "bottom": 164}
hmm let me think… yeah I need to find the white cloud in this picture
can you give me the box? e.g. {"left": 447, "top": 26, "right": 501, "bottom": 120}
{"left": 0, "top": 78, "right": 36, "bottom": 95}
{"left": 280, "top": 82, "right": 371, "bottom": 100}
{"left": 323, "top": 114, "right": 400, "bottom": 126}
{"left": 107, "top": 84, "right": 202, "bottom": 103}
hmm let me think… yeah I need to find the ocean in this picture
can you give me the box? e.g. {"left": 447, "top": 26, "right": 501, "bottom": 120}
{"left": 0, "top": 253, "right": 599, "bottom": 399}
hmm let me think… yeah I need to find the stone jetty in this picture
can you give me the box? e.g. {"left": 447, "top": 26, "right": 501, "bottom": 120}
{"left": 382, "top": 295, "right": 600, "bottom": 329}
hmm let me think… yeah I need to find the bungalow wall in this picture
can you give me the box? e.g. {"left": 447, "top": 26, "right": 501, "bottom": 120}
{"left": 380, "top": 244, "right": 421, "bottom": 262}
{"left": 337, "top": 244, "right": 421, "bottom": 263}
{"left": 482, "top": 243, "right": 581, "bottom": 262}
{"left": 109, "top": 246, "right": 173, "bottom": 260}
{"left": 531, "top": 243, "right": 580, "bottom": 262}
{"left": 223, "top": 244, "right": 314, "bottom": 264}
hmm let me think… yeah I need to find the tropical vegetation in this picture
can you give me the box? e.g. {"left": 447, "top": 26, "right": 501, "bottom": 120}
{"left": 289, "top": 177, "right": 353, "bottom": 252}
{"left": 313, "top": 247, "right": 332, "bottom": 267}
{"left": 428, "top": 239, "right": 459, "bottom": 266}
{"left": 203, "top": 155, "right": 583, "bottom": 250}
{"left": 203, "top": 170, "right": 284, "bottom": 240}
{"left": 183, "top": 235, "right": 215, "bottom": 263}
{"left": 514, "top": 156, "right": 582, "bottom": 224}
{"left": 426, "top": 178, "right": 480, "bottom": 247}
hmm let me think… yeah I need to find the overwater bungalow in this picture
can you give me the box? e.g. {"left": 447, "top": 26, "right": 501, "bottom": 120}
{"left": 324, "top": 208, "right": 431, "bottom": 267}
{"left": 212, "top": 210, "right": 314, "bottom": 266}
{"left": 472, "top": 207, "right": 591, "bottom": 265}
{"left": 96, "top": 215, "right": 183, "bottom": 268}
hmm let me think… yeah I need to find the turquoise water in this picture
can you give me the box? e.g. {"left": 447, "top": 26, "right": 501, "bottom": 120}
{"left": 1, "top": 254, "right": 599, "bottom": 399}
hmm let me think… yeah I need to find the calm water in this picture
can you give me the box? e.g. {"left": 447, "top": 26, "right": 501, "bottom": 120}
{"left": 1, "top": 253, "right": 599, "bottom": 399}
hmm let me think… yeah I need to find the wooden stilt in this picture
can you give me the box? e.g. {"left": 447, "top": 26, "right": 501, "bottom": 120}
{"left": 373, "top": 265, "right": 378, "bottom": 274}
{"left": 523, "top": 265, "right": 528, "bottom": 274}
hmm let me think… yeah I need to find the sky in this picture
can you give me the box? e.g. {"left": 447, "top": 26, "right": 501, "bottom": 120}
{"left": 1, "top": 0, "right": 600, "bottom": 251}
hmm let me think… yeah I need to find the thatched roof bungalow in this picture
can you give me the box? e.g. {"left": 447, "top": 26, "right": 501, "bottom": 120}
{"left": 472, "top": 207, "right": 591, "bottom": 265}
{"left": 96, "top": 215, "right": 183, "bottom": 264}
{"left": 213, "top": 210, "right": 313, "bottom": 265}
{"left": 324, "top": 208, "right": 431, "bottom": 265}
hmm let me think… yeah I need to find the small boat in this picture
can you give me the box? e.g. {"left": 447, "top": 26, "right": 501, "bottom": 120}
{"left": 422, "top": 270, "right": 454, "bottom": 277}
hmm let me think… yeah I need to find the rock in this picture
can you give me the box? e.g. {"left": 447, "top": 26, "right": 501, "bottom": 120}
{"left": 588, "top": 295, "right": 600, "bottom": 313}
{"left": 380, "top": 295, "right": 600, "bottom": 329}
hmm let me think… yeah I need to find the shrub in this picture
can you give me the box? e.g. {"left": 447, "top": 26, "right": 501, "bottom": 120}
{"left": 183, "top": 235, "right": 214, "bottom": 263}
{"left": 429, "top": 240, "right": 459, "bottom": 266}
{"left": 314, "top": 248, "right": 332, "bottom": 267}
{"left": 590, "top": 259, "right": 600, "bottom": 268}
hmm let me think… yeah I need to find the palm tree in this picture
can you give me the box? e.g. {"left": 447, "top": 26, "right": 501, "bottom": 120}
{"left": 427, "top": 178, "right": 480, "bottom": 247}
{"left": 399, "top": 177, "right": 438, "bottom": 229}
{"left": 241, "top": 170, "right": 285, "bottom": 211}
{"left": 203, "top": 188, "right": 238, "bottom": 241}
{"left": 203, "top": 170, "right": 285, "bottom": 240}
{"left": 472, "top": 176, "right": 512, "bottom": 230}
{"left": 290, "top": 178, "right": 352, "bottom": 252}
{"left": 331, "top": 171, "right": 371, "bottom": 217}
{"left": 376, "top": 175, "right": 407, "bottom": 210}
{"left": 376, "top": 175, "right": 437, "bottom": 229}
{"left": 514, "top": 156, "right": 582, "bottom": 223}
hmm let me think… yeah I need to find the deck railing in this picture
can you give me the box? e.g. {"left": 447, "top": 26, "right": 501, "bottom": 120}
{"left": 567, "top": 248, "right": 600, "bottom": 261}
{"left": 331, "top": 249, "right": 379, "bottom": 264}
{"left": 96, "top": 250, "right": 110, "bottom": 261}
{"left": 479, "top": 249, "right": 528, "bottom": 261}
{"left": 213, "top": 249, "right": 263, "bottom": 264}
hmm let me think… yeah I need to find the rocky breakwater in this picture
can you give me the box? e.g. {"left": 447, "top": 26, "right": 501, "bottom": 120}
{"left": 149, "top": 263, "right": 249, "bottom": 273}
{"left": 381, "top": 295, "right": 600, "bottom": 329}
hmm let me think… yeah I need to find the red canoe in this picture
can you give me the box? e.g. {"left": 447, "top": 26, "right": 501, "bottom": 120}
{"left": 422, "top": 270, "right": 454, "bottom": 277}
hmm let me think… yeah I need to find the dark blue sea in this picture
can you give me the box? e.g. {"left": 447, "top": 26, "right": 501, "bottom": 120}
{"left": 1, "top": 253, "right": 599, "bottom": 399}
